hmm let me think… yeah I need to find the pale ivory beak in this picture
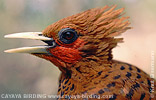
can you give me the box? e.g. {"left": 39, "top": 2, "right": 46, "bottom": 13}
{"left": 4, "top": 32, "right": 55, "bottom": 54}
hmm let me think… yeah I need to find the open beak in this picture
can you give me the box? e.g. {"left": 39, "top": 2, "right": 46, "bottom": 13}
{"left": 4, "top": 32, "right": 55, "bottom": 54}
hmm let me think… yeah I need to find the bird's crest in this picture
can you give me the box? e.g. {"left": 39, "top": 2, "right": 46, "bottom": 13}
{"left": 43, "top": 5, "right": 131, "bottom": 39}
{"left": 42, "top": 5, "right": 131, "bottom": 62}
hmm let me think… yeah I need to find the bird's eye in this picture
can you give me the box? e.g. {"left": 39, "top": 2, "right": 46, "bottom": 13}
{"left": 58, "top": 28, "right": 78, "bottom": 44}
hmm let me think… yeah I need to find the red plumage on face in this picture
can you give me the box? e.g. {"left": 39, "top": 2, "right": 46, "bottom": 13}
{"left": 48, "top": 46, "right": 81, "bottom": 63}
{"left": 48, "top": 38, "right": 85, "bottom": 64}
{"left": 36, "top": 37, "right": 85, "bottom": 70}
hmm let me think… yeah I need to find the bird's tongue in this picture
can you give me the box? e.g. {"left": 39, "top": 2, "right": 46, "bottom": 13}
{"left": 4, "top": 32, "right": 54, "bottom": 54}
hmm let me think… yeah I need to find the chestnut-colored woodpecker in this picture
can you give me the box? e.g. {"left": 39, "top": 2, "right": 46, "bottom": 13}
{"left": 5, "top": 5, "right": 156, "bottom": 100}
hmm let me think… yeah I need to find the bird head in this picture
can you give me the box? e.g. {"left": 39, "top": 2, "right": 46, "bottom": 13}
{"left": 5, "top": 6, "right": 130, "bottom": 73}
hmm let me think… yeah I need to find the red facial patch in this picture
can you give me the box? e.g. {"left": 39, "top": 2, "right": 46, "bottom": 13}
{"left": 46, "top": 38, "right": 85, "bottom": 65}
{"left": 40, "top": 37, "right": 85, "bottom": 68}
{"left": 48, "top": 46, "right": 82, "bottom": 64}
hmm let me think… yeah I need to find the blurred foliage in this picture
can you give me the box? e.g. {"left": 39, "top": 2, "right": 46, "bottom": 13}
{"left": 0, "top": 0, "right": 156, "bottom": 100}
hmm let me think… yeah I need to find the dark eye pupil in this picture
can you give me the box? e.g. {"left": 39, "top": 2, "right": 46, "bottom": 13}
{"left": 63, "top": 32, "right": 74, "bottom": 40}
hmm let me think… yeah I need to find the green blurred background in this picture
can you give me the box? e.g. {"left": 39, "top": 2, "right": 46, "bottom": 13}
{"left": 0, "top": 0, "right": 156, "bottom": 100}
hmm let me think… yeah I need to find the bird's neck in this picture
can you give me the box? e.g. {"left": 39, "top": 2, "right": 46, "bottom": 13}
{"left": 70, "top": 57, "right": 112, "bottom": 83}
{"left": 58, "top": 59, "right": 112, "bottom": 95}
